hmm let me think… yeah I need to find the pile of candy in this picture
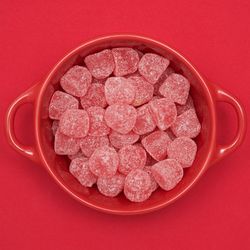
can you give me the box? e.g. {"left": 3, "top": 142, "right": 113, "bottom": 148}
{"left": 49, "top": 48, "right": 201, "bottom": 202}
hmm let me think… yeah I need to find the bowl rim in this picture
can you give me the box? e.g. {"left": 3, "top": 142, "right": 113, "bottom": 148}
{"left": 35, "top": 34, "right": 216, "bottom": 215}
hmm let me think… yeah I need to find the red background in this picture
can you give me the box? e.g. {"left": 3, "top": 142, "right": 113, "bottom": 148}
{"left": 1, "top": 1, "right": 250, "bottom": 249}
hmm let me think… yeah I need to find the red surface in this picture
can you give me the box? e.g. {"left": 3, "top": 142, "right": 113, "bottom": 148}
{"left": 1, "top": 0, "right": 249, "bottom": 249}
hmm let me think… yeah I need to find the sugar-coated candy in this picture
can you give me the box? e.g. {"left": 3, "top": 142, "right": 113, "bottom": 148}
{"left": 89, "top": 146, "right": 119, "bottom": 177}
{"left": 104, "top": 104, "right": 137, "bottom": 134}
{"left": 80, "top": 83, "right": 107, "bottom": 110}
{"left": 109, "top": 130, "right": 139, "bottom": 149}
{"left": 159, "top": 73, "right": 190, "bottom": 105}
{"left": 133, "top": 104, "right": 156, "bottom": 135}
{"left": 118, "top": 145, "right": 147, "bottom": 175}
{"left": 149, "top": 98, "right": 177, "bottom": 130}
{"left": 128, "top": 76, "right": 154, "bottom": 106}
{"left": 69, "top": 158, "right": 97, "bottom": 187}
{"left": 144, "top": 166, "right": 158, "bottom": 192}
{"left": 171, "top": 109, "right": 201, "bottom": 138}
{"left": 51, "top": 120, "right": 59, "bottom": 135}
{"left": 104, "top": 77, "right": 135, "bottom": 105}
{"left": 84, "top": 49, "right": 115, "bottom": 79}
{"left": 49, "top": 91, "right": 79, "bottom": 119}
{"left": 59, "top": 109, "right": 89, "bottom": 138}
{"left": 80, "top": 135, "right": 109, "bottom": 157}
{"left": 124, "top": 169, "right": 152, "bottom": 202}
{"left": 60, "top": 66, "right": 92, "bottom": 97}
{"left": 167, "top": 137, "right": 197, "bottom": 168}
{"left": 138, "top": 53, "right": 169, "bottom": 84}
{"left": 151, "top": 159, "right": 183, "bottom": 191}
{"left": 112, "top": 48, "right": 140, "bottom": 76}
{"left": 68, "top": 151, "right": 87, "bottom": 160}
{"left": 154, "top": 67, "right": 175, "bottom": 95}
{"left": 87, "top": 106, "right": 110, "bottom": 137}
{"left": 97, "top": 173, "right": 125, "bottom": 197}
{"left": 141, "top": 130, "right": 171, "bottom": 161}
{"left": 54, "top": 130, "right": 80, "bottom": 155}
{"left": 176, "top": 95, "right": 194, "bottom": 115}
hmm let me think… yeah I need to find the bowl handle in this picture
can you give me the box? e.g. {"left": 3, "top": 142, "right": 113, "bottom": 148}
{"left": 5, "top": 83, "right": 41, "bottom": 163}
{"left": 211, "top": 85, "right": 247, "bottom": 165}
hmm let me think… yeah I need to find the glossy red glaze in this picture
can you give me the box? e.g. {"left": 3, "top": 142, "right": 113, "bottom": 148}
{"left": 5, "top": 35, "right": 247, "bottom": 215}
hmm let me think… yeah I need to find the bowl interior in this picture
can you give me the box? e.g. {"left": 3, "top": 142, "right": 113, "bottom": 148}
{"left": 37, "top": 36, "right": 214, "bottom": 214}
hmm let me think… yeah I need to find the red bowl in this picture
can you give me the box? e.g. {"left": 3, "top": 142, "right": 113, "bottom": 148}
{"left": 5, "top": 35, "right": 246, "bottom": 215}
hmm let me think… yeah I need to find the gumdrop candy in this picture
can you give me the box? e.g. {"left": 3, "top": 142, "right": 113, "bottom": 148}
{"left": 80, "top": 83, "right": 107, "bottom": 110}
{"left": 97, "top": 173, "right": 125, "bottom": 197}
{"left": 176, "top": 95, "right": 194, "bottom": 115}
{"left": 104, "top": 77, "right": 135, "bottom": 105}
{"left": 151, "top": 159, "right": 183, "bottom": 191}
{"left": 69, "top": 158, "right": 97, "bottom": 187}
{"left": 112, "top": 48, "right": 140, "bottom": 76}
{"left": 49, "top": 91, "right": 79, "bottom": 119}
{"left": 167, "top": 137, "right": 197, "bottom": 168}
{"left": 124, "top": 169, "right": 152, "bottom": 202}
{"left": 104, "top": 104, "right": 137, "bottom": 134}
{"left": 109, "top": 130, "right": 139, "bottom": 149}
{"left": 133, "top": 104, "right": 156, "bottom": 135}
{"left": 84, "top": 49, "right": 115, "bottom": 79}
{"left": 159, "top": 73, "right": 190, "bottom": 105}
{"left": 89, "top": 146, "right": 119, "bottom": 177}
{"left": 59, "top": 109, "right": 89, "bottom": 138}
{"left": 149, "top": 98, "right": 177, "bottom": 130}
{"left": 87, "top": 106, "right": 110, "bottom": 137}
{"left": 128, "top": 76, "right": 154, "bottom": 106}
{"left": 138, "top": 53, "right": 169, "bottom": 84}
{"left": 171, "top": 109, "right": 201, "bottom": 138}
{"left": 60, "top": 66, "right": 92, "bottom": 97}
{"left": 80, "top": 135, "right": 109, "bottom": 157}
{"left": 118, "top": 144, "right": 147, "bottom": 175}
{"left": 54, "top": 130, "right": 80, "bottom": 155}
{"left": 144, "top": 165, "right": 158, "bottom": 192}
{"left": 141, "top": 130, "right": 171, "bottom": 161}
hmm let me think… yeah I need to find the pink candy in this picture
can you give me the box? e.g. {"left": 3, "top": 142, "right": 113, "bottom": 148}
{"left": 50, "top": 48, "right": 202, "bottom": 202}
{"left": 138, "top": 53, "right": 169, "bottom": 84}
{"left": 87, "top": 106, "right": 110, "bottom": 137}
{"left": 104, "top": 104, "right": 137, "bottom": 134}
{"left": 84, "top": 49, "right": 115, "bottom": 79}
{"left": 124, "top": 169, "right": 152, "bottom": 202}
{"left": 69, "top": 158, "right": 97, "bottom": 187}
{"left": 133, "top": 104, "right": 156, "bottom": 135}
{"left": 80, "top": 83, "right": 107, "bottom": 110}
{"left": 109, "top": 130, "right": 139, "bottom": 149}
{"left": 167, "top": 137, "right": 197, "bottom": 168}
{"left": 60, "top": 66, "right": 92, "bottom": 97}
{"left": 112, "top": 48, "right": 140, "bottom": 76}
{"left": 59, "top": 109, "right": 89, "bottom": 138}
{"left": 142, "top": 130, "right": 171, "bottom": 161}
{"left": 118, "top": 145, "right": 147, "bottom": 175}
{"left": 159, "top": 73, "right": 190, "bottom": 105}
{"left": 97, "top": 173, "right": 125, "bottom": 197}
{"left": 129, "top": 76, "right": 154, "bottom": 106}
{"left": 54, "top": 130, "right": 80, "bottom": 155}
{"left": 152, "top": 159, "right": 183, "bottom": 191}
{"left": 49, "top": 91, "right": 79, "bottom": 119}
{"left": 89, "top": 146, "right": 119, "bottom": 177}
{"left": 80, "top": 135, "right": 110, "bottom": 157}
{"left": 105, "top": 77, "right": 135, "bottom": 105}
{"left": 149, "top": 98, "right": 177, "bottom": 130}
{"left": 171, "top": 109, "right": 201, "bottom": 138}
